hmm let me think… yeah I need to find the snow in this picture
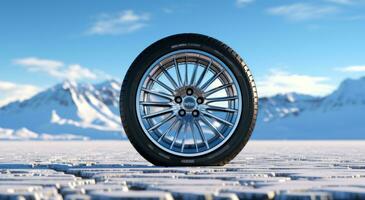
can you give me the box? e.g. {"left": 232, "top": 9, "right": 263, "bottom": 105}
{"left": 255, "top": 77, "right": 365, "bottom": 139}
{"left": 0, "top": 80, "right": 124, "bottom": 140}
{"left": 0, "top": 127, "right": 13, "bottom": 139}
{"left": 0, "top": 141, "right": 364, "bottom": 199}
{"left": 255, "top": 104, "right": 365, "bottom": 139}
{"left": 0, "top": 127, "right": 38, "bottom": 140}
{"left": 322, "top": 77, "right": 365, "bottom": 109}
{"left": 13, "top": 128, "right": 38, "bottom": 139}
{"left": 0, "top": 127, "right": 89, "bottom": 140}
{"left": 39, "top": 134, "right": 89, "bottom": 141}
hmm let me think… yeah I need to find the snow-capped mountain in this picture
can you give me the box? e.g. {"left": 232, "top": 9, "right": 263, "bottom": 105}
{"left": 258, "top": 92, "right": 322, "bottom": 122}
{"left": 254, "top": 77, "right": 365, "bottom": 139}
{"left": 0, "top": 80, "right": 124, "bottom": 140}
{"left": 0, "top": 77, "right": 364, "bottom": 140}
{"left": 321, "top": 77, "right": 365, "bottom": 110}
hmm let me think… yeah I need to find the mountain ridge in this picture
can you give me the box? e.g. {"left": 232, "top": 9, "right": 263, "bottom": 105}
{"left": 255, "top": 76, "right": 365, "bottom": 139}
{"left": 0, "top": 80, "right": 125, "bottom": 140}
{"left": 0, "top": 77, "right": 364, "bottom": 140}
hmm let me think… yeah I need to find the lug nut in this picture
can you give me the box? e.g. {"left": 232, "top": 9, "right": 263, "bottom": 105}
{"left": 178, "top": 109, "right": 186, "bottom": 117}
{"left": 186, "top": 88, "right": 194, "bottom": 95}
{"left": 175, "top": 96, "right": 182, "bottom": 104}
{"left": 192, "top": 110, "right": 200, "bottom": 117}
{"left": 197, "top": 97, "right": 204, "bottom": 104}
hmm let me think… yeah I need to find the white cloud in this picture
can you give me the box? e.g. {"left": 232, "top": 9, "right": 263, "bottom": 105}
{"left": 336, "top": 65, "right": 365, "bottom": 72}
{"left": 236, "top": 0, "right": 254, "bottom": 7}
{"left": 162, "top": 8, "right": 173, "bottom": 14}
{"left": 325, "top": 0, "right": 354, "bottom": 4}
{"left": 267, "top": 3, "right": 339, "bottom": 21}
{"left": 0, "top": 81, "right": 40, "bottom": 107}
{"left": 257, "top": 69, "right": 335, "bottom": 97}
{"left": 325, "top": 0, "right": 365, "bottom": 4}
{"left": 87, "top": 10, "right": 150, "bottom": 35}
{"left": 62, "top": 64, "right": 97, "bottom": 80}
{"left": 14, "top": 57, "right": 99, "bottom": 81}
{"left": 13, "top": 57, "right": 63, "bottom": 70}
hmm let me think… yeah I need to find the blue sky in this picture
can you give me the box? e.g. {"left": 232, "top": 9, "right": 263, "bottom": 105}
{"left": 1, "top": 0, "right": 365, "bottom": 106}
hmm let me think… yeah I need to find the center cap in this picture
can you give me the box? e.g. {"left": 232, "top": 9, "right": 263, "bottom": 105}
{"left": 182, "top": 96, "right": 196, "bottom": 110}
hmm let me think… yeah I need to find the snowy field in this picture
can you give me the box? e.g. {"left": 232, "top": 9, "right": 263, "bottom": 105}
{"left": 0, "top": 141, "right": 364, "bottom": 200}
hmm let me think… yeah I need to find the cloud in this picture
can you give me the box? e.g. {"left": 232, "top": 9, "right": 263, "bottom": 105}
{"left": 325, "top": 0, "right": 365, "bottom": 5}
{"left": 267, "top": 3, "right": 339, "bottom": 21}
{"left": 257, "top": 69, "right": 335, "bottom": 97}
{"left": 0, "top": 81, "right": 40, "bottom": 107}
{"left": 87, "top": 10, "right": 150, "bottom": 35}
{"left": 236, "top": 0, "right": 254, "bottom": 7}
{"left": 13, "top": 57, "right": 64, "bottom": 71}
{"left": 325, "top": 0, "right": 354, "bottom": 4}
{"left": 14, "top": 57, "right": 99, "bottom": 81}
{"left": 335, "top": 65, "right": 365, "bottom": 72}
{"left": 162, "top": 8, "right": 173, "bottom": 14}
{"left": 62, "top": 64, "right": 97, "bottom": 80}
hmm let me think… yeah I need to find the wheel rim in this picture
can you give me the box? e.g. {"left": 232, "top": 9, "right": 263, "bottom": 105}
{"left": 136, "top": 49, "right": 242, "bottom": 157}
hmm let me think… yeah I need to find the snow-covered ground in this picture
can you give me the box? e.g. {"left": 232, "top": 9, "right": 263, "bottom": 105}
{"left": 0, "top": 141, "right": 364, "bottom": 199}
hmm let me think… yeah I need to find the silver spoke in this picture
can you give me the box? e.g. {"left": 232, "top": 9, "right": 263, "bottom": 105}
{"left": 158, "top": 118, "right": 178, "bottom": 142}
{"left": 205, "top": 83, "right": 233, "bottom": 97}
{"left": 170, "top": 121, "right": 184, "bottom": 149}
{"left": 160, "top": 64, "right": 179, "bottom": 89}
{"left": 200, "top": 70, "right": 224, "bottom": 91}
{"left": 181, "top": 123, "right": 188, "bottom": 152}
{"left": 200, "top": 116, "right": 225, "bottom": 139}
{"left": 201, "top": 111, "right": 234, "bottom": 126}
{"left": 142, "top": 89, "right": 174, "bottom": 100}
{"left": 189, "top": 121, "right": 198, "bottom": 152}
{"left": 174, "top": 57, "right": 183, "bottom": 87}
{"left": 185, "top": 57, "right": 189, "bottom": 86}
{"left": 148, "top": 114, "right": 176, "bottom": 131}
{"left": 141, "top": 101, "right": 173, "bottom": 107}
{"left": 205, "top": 105, "right": 237, "bottom": 113}
{"left": 190, "top": 61, "right": 199, "bottom": 85}
{"left": 150, "top": 76, "right": 175, "bottom": 94}
{"left": 205, "top": 96, "right": 238, "bottom": 103}
{"left": 142, "top": 108, "right": 175, "bottom": 119}
{"left": 195, "top": 60, "right": 212, "bottom": 87}
{"left": 194, "top": 120, "right": 209, "bottom": 149}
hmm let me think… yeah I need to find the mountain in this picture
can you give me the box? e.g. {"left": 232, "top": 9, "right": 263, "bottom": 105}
{"left": 254, "top": 77, "right": 365, "bottom": 139}
{"left": 0, "top": 77, "right": 364, "bottom": 140}
{"left": 0, "top": 80, "right": 125, "bottom": 140}
{"left": 258, "top": 92, "right": 322, "bottom": 123}
{"left": 0, "top": 127, "right": 88, "bottom": 140}
{"left": 321, "top": 77, "right": 365, "bottom": 109}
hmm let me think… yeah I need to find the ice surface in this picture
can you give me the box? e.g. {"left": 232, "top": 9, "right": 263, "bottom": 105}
{"left": 0, "top": 141, "right": 364, "bottom": 200}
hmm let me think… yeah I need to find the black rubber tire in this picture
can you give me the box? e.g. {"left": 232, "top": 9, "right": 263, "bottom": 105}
{"left": 120, "top": 33, "right": 258, "bottom": 166}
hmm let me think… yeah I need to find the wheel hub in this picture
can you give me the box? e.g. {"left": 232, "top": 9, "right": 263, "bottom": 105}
{"left": 182, "top": 96, "right": 197, "bottom": 110}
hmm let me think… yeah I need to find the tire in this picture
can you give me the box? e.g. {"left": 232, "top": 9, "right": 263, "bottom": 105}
{"left": 120, "top": 33, "right": 258, "bottom": 166}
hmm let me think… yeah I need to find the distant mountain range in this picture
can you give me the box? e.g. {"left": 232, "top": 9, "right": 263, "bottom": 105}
{"left": 0, "top": 80, "right": 124, "bottom": 140}
{"left": 0, "top": 77, "right": 364, "bottom": 140}
{"left": 255, "top": 77, "right": 365, "bottom": 139}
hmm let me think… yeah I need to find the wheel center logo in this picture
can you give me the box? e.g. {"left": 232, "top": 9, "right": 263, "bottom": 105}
{"left": 183, "top": 97, "right": 196, "bottom": 109}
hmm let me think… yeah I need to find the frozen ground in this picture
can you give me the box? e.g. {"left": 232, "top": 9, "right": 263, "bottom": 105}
{"left": 0, "top": 141, "right": 364, "bottom": 200}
